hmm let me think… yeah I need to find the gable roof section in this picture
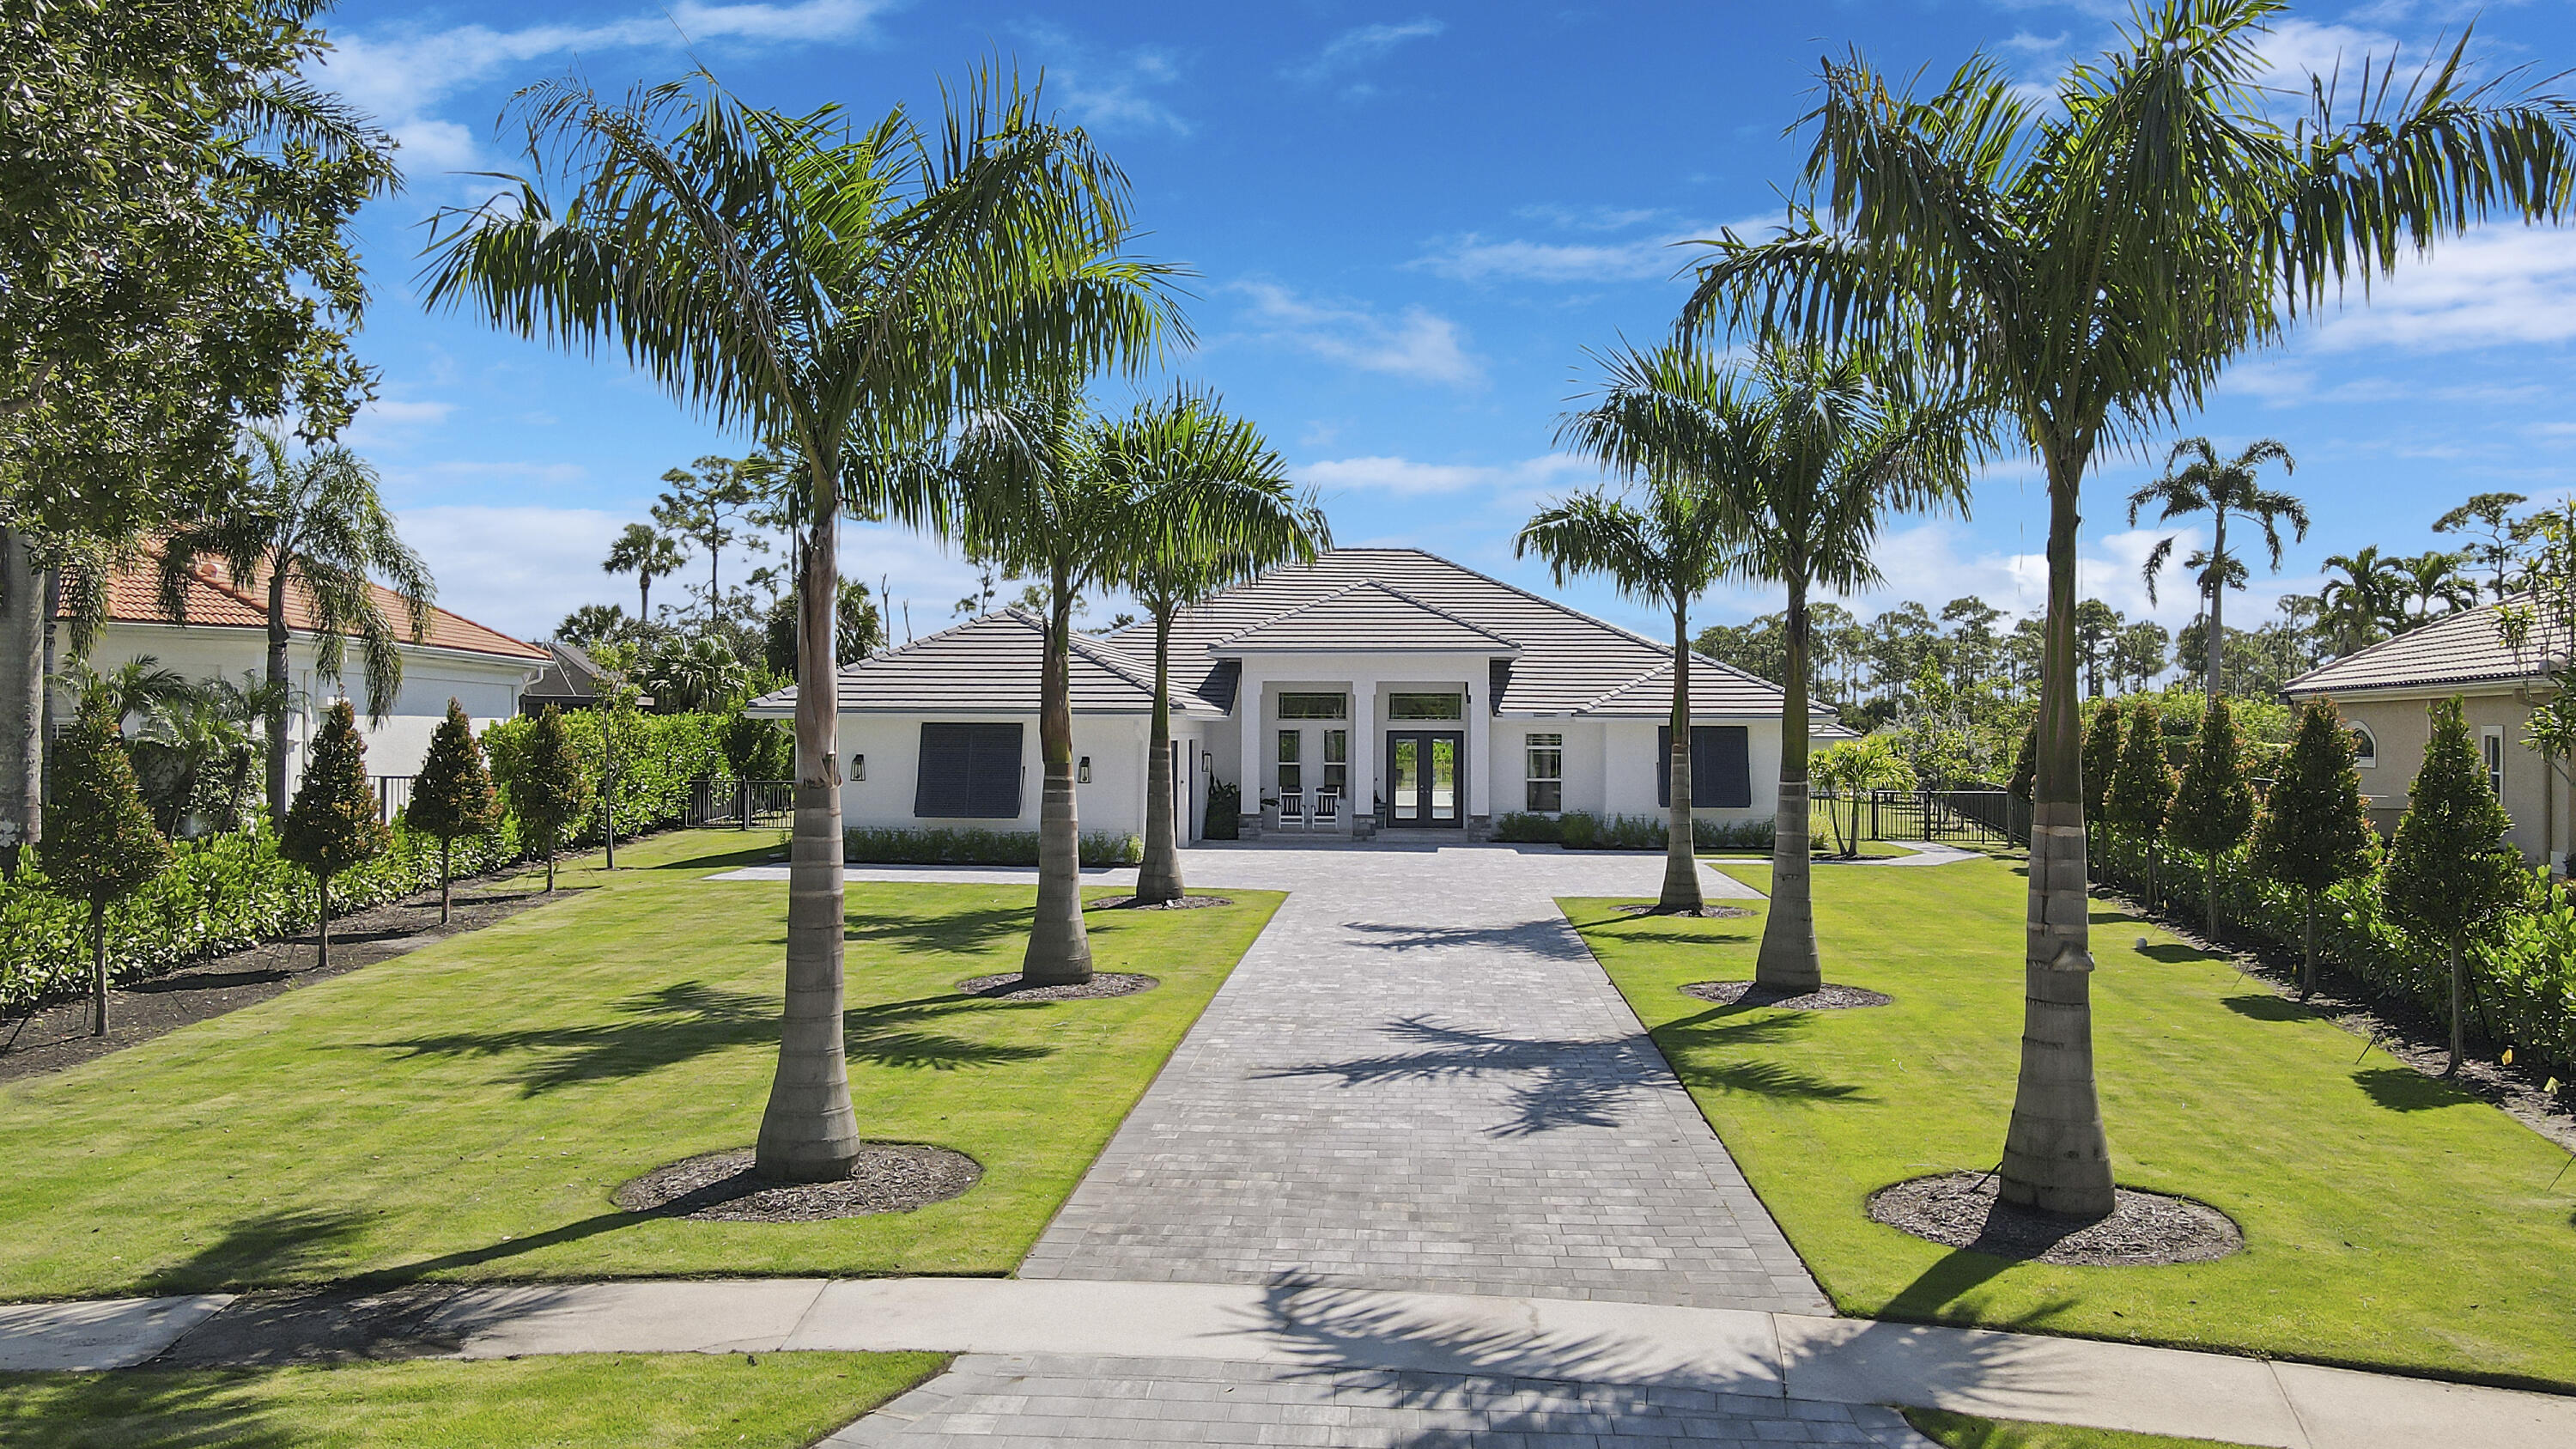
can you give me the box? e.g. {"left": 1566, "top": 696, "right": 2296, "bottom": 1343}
{"left": 1577, "top": 658, "right": 1849, "bottom": 721}
{"left": 1207, "top": 581, "right": 1521, "bottom": 655}
{"left": 2283, "top": 596, "right": 2564, "bottom": 697}
{"left": 70, "top": 549, "right": 548, "bottom": 662}
{"left": 750, "top": 609, "right": 1224, "bottom": 717}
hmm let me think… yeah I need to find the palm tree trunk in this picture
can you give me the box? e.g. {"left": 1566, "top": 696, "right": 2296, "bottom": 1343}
{"left": 1757, "top": 575, "right": 1820, "bottom": 990}
{"left": 1658, "top": 603, "right": 1704, "bottom": 913}
{"left": 1136, "top": 609, "right": 1182, "bottom": 904}
{"left": 753, "top": 468, "right": 861, "bottom": 1184}
{"left": 89, "top": 898, "right": 108, "bottom": 1037}
{"left": 1024, "top": 563, "right": 1094, "bottom": 983}
{"left": 639, "top": 573, "right": 651, "bottom": 623}
{"left": 1999, "top": 454, "right": 2115, "bottom": 1219}
{"left": 265, "top": 569, "right": 293, "bottom": 821}
{"left": 2443, "top": 939, "right": 2464, "bottom": 1077}
{"left": 2208, "top": 508, "right": 2227, "bottom": 705}
{"left": 0, "top": 530, "right": 45, "bottom": 880}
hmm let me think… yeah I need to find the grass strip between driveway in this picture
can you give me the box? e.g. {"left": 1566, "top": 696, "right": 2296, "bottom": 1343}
{"left": 1903, "top": 1407, "right": 2258, "bottom": 1449}
{"left": 0, "top": 1350, "right": 948, "bottom": 1448}
{"left": 1, "top": 830, "right": 1281, "bottom": 1299}
{"left": 1563, "top": 855, "right": 2576, "bottom": 1393}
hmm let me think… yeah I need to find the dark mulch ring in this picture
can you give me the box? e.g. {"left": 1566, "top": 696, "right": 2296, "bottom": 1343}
{"left": 1087, "top": 895, "right": 1234, "bottom": 910}
{"left": 1681, "top": 980, "right": 1893, "bottom": 1010}
{"left": 614, "top": 1144, "right": 981, "bottom": 1223}
{"left": 1615, "top": 903, "right": 1753, "bottom": 919}
{"left": 955, "top": 971, "right": 1160, "bottom": 1001}
{"left": 1868, "top": 1171, "right": 2243, "bottom": 1266}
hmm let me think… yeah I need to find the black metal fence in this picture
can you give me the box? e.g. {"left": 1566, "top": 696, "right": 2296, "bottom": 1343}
{"left": 373, "top": 775, "right": 413, "bottom": 825}
{"left": 1814, "top": 788, "right": 2028, "bottom": 847}
{"left": 685, "top": 777, "right": 797, "bottom": 830}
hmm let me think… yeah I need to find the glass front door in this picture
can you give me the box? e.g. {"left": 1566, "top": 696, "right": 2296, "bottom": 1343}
{"left": 1386, "top": 731, "right": 1464, "bottom": 828}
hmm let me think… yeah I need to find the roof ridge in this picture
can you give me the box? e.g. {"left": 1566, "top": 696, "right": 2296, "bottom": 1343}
{"left": 1204, "top": 577, "right": 1520, "bottom": 650}
{"left": 1368, "top": 580, "right": 1522, "bottom": 647}
{"left": 2281, "top": 596, "right": 2535, "bottom": 693}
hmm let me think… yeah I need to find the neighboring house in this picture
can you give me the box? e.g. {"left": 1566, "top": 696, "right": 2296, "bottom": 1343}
{"left": 2282, "top": 595, "right": 2567, "bottom": 871}
{"left": 519, "top": 639, "right": 606, "bottom": 715}
{"left": 52, "top": 549, "right": 550, "bottom": 778}
{"left": 749, "top": 547, "right": 1850, "bottom": 843}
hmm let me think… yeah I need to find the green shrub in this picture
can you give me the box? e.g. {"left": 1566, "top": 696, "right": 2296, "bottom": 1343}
{"left": 1534, "top": 813, "right": 1775, "bottom": 852}
{"left": 1492, "top": 812, "right": 1561, "bottom": 843}
{"left": 1557, "top": 811, "right": 1600, "bottom": 848}
{"left": 483, "top": 709, "right": 731, "bottom": 844}
{"left": 842, "top": 827, "right": 1143, "bottom": 867}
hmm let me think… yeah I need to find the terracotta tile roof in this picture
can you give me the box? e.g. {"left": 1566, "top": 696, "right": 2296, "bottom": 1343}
{"left": 65, "top": 549, "right": 549, "bottom": 663}
{"left": 2283, "top": 595, "right": 2565, "bottom": 697}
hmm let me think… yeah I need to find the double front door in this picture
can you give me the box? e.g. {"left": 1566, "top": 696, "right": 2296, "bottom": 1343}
{"left": 1386, "top": 731, "right": 1463, "bottom": 828}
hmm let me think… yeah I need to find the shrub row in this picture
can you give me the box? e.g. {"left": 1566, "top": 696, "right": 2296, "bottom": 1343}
{"left": 1492, "top": 811, "right": 1777, "bottom": 852}
{"left": 484, "top": 710, "right": 748, "bottom": 845}
{"left": 843, "top": 826, "right": 1145, "bottom": 868}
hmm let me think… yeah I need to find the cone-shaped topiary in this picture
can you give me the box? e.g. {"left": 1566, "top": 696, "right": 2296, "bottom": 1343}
{"left": 2104, "top": 697, "right": 2173, "bottom": 909}
{"left": 2167, "top": 697, "right": 2257, "bottom": 941}
{"left": 404, "top": 698, "right": 501, "bottom": 924}
{"left": 510, "top": 704, "right": 593, "bottom": 892}
{"left": 2251, "top": 698, "right": 2378, "bottom": 999}
{"left": 2080, "top": 703, "right": 2122, "bottom": 877}
{"left": 2382, "top": 695, "right": 2523, "bottom": 1076}
{"left": 44, "top": 699, "right": 173, "bottom": 1036}
{"left": 279, "top": 700, "right": 390, "bottom": 970}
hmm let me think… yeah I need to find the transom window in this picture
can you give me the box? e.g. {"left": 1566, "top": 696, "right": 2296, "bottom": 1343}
{"left": 1388, "top": 692, "right": 1464, "bottom": 721}
{"left": 1525, "top": 732, "right": 1564, "bottom": 813}
{"left": 1279, "top": 692, "right": 1347, "bottom": 720}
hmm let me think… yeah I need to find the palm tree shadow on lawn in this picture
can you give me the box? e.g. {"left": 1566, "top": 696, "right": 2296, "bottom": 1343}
{"left": 843, "top": 904, "right": 1038, "bottom": 957}
{"left": 361, "top": 981, "right": 1054, "bottom": 1095}
{"left": 1651, "top": 1005, "right": 1876, "bottom": 1105}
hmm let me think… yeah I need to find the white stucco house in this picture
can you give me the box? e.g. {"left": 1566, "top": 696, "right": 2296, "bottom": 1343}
{"left": 750, "top": 547, "right": 1849, "bottom": 842}
{"left": 55, "top": 548, "right": 551, "bottom": 778}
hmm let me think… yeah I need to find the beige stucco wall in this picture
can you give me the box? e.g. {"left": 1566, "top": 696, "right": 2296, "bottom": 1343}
{"left": 2324, "top": 687, "right": 2567, "bottom": 868}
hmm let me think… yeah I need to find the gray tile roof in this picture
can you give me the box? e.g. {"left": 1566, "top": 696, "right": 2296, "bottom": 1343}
{"left": 2283, "top": 595, "right": 2565, "bottom": 697}
{"left": 748, "top": 609, "right": 1224, "bottom": 717}
{"left": 1209, "top": 581, "right": 1522, "bottom": 655}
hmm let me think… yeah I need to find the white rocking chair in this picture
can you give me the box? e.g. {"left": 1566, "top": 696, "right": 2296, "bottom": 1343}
{"left": 1276, "top": 790, "right": 1306, "bottom": 832}
{"left": 1311, "top": 789, "right": 1342, "bottom": 833}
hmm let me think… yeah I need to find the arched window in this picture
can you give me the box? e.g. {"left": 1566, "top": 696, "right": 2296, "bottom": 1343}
{"left": 2349, "top": 722, "right": 2378, "bottom": 769}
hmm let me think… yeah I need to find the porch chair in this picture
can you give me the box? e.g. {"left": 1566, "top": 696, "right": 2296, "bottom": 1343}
{"left": 1276, "top": 790, "right": 1306, "bottom": 832}
{"left": 1311, "top": 788, "right": 1342, "bottom": 833}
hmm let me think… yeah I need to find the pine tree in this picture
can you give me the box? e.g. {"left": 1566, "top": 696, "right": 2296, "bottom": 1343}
{"left": 43, "top": 699, "right": 173, "bottom": 1036}
{"left": 2105, "top": 697, "right": 2174, "bottom": 910}
{"left": 2382, "top": 696, "right": 2523, "bottom": 1076}
{"left": 2166, "top": 697, "right": 2257, "bottom": 941}
{"left": 2081, "top": 703, "right": 2122, "bottom": 879}
{"left": 2251, "top": 698, "right": 2378, "bottom": 999}
{"left": 279, "top": 701, "right": 390, "bottom": 969}
{"left": 512, "top": 705, "right": 593, "bottom": 893}
{"left": 404, "top": 698, "right": 500, "bottom": 924}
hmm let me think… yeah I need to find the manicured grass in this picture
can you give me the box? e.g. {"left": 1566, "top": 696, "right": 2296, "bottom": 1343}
{"left": 1699, "top": 839, "right": 1917, "bottom": 861}
{"left": 1564, "top": 856, "right": 2576, "bottom": 1391}
{"left": 1, "top": 830, "right": 1280, "bottom": 1299}
{"left": 0, "top": 1350, "right": 947, "bottom": 1448}
{"left": 1905, "top": 1408, "right": 2257, "bottom": 1449}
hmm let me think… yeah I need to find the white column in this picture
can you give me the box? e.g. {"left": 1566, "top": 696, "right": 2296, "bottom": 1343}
{"left": 1236, "top": 667, "right": 1265, "bottom": 831}
{"left": 1467, "top": 670, "right": 1493, "bottom": 823}
{"left": 1346, "top": 681, "right": 1375, "bottom": 834}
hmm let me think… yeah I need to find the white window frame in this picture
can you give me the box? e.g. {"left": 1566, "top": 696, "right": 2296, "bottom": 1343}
{"left": 2481, "top": 726, "right": 2506, "bottom": 801}
{"left": 1524, "top": 731, "right": 1564, "bottom": 814}
{"left": 2349, "top": 722, "right": 2377, "bottom": 770}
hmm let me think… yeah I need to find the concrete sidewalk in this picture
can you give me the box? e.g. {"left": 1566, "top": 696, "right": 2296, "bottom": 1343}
{"left": 9, "top": 1275, "right": 2573, "bottom": 1449}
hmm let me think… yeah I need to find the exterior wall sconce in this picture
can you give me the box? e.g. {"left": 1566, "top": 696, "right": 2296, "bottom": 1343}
{"left": 850, "top": 753, "right": 866, "bottom": 781}
{"left": 1078, "top": 755, "right": 1092, "bottom": 783}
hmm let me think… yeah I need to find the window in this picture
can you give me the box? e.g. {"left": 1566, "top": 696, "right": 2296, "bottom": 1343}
{"left": 1279, "top": 692, "right": 1348, "bottom": 720}
{"left": 1656, "top": 725, "right": 1753, "bottom": 809}
{"left": 2349, "top": 723, "right": 2377, "bottom": 769}
{"left": 2482, "top": 727, "right": 2506, "bottom": 800}
{"left": 851, "top": 752, "right": 866, "bottom": 781}
{"left": 1525, "top": 732, "right": 1564, "bottom": 813}
{"left": 1276, "top": 728, "right": 1302, "bottom": 796}
{"left": 1388, "top": 692, "right": 1464, "bottom": 721}
{"left": 1321, "top": 728, "right": 1348, "bottom": 798}
{"left": 914, "top": 722, "right": 1022, "bottom": 818}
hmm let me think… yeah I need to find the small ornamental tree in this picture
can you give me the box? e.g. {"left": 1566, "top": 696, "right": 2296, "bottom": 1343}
{"left": 405, "top": 698, "right": 500, "bottom": 923}
{"left": 2104, "top": 697, "right": 2174, "bottom": 910}
{"left": 44, "top": 700, "right": 173, "bottom": 1036}
{"left": 2080, "top": 703, "right": 2122, "bottom": 878}
{"left": 512, "top": 705, "right": 593, "bottom": 892}
{"left": 2382, "top": 696, "right": 2523, "bottom": 1076}
{"left": 2251, "top": 698, "right": 2378, "bottom": 999}
{"left": 278, "top": 701, "right": 391, "bottom": 970}
{"left": 2166, "top": 697, "right": 2257, "bottom": 941}
{"left": 2008, "top": 722, "right": 2038, "bottom": 802}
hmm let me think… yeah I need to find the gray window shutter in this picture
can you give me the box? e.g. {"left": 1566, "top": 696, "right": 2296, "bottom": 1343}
{"left": 915, "top": 722, "right": 1024, "bottom": 818}
{"left": 1659, "top": 724, "right": 1753, "bottom": 808}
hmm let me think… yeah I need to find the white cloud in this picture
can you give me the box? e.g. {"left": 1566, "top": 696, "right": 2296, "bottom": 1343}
{"left": 1284, "top": 19, "right": 1445, "bottom": 85}
{"left": 1297, "top": 453, "right": 1599, "bottom": 501}
{"left": 1012, "top": 26, "right": 1193, "bottom": 136}
{"left": 2305, "top": 224, "right": 2576, "bottom": 352}
{"left": 400, "top": 503, "right": 626, "bottom": 640}
{"left": 1412, "top": 211, "right": 1765, "bottom": 285}
{"left": 1232, "top": 281, "right": 1482, "bottom": 387}
{"left": 2252, "top": 18, "right": 2403, "bottom": 93}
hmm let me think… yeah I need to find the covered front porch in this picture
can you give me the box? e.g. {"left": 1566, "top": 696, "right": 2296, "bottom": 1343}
{"left": 1228, "top": 660, "right": 1504, "bottom": 840}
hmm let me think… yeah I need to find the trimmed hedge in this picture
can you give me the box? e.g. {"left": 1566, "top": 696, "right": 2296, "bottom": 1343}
{"left": 843, "top": 827, "right": 1144, "bottom": 868}
{"left": 1494, "top": 811, "right": 1776, "bottom": 852}
{"left": 483, "top": 710, "right": 735, "bottom": 846}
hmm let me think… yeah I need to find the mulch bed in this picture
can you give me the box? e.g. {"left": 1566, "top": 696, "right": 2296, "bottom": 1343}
{"left": 1680, "top": 980, "right": 1893, "bottom": 1010}
{"left": 1868, "top": 1171, "right": 2243, "bottom": 1266}
{"left": 1086, "top": 895, "right": 1233, "bottom": 910}
{"left": 956, "top": 971, "right": 1160, "bottom": 1001}
{"left": 613, "top": 1144, "right": 981, "bottom": 1223}
{"left": 1615, "top": 903, "right": 1753, "bottom": 919}
{"left": 0, "top": 880, "right": 566, "bottom": 1083}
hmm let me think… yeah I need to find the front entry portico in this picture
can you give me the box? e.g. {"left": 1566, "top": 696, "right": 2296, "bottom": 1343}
{"left": 1386, "top": 729, "right": 1464, "bottom": 828}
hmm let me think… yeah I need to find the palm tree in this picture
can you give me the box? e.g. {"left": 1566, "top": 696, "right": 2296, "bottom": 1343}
{"left": 1523, "top": 374, "right": 1748, "bottom": 913}
{"left": 1685, "top": 2, "right": 2576, "bottom": 1215}
{"left": 157, "top": 432, "right": 434, "bottom": 821}
{"left": 2393, "top": 549, "right": 2477, "bottom": 624}
{"left": 2319, "top": 545, "right": 2407, "bottom": 651}
{"left": 603, "top": 522, "right": 688, "bottom": 624}
{"left": 1107, "top": 387, "right": 1329, "bottom": 905}
{"left": 58, "top": 655, "right": 192, "bottom": 733}
{"left": 422, "top": 70, "right": 1177, "bottom": 1183}
{"left": 2129, "top": 437, "right": 2305, "bottom": 702}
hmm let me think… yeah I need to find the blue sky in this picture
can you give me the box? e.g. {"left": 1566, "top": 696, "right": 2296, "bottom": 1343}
{"left": 312, "top": 0, "right": 2576, "bottom": 648}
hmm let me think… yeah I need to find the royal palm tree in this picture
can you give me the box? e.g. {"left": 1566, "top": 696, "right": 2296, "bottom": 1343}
{"left": 1685, "top": 1, "right": 2576, "bottom": 1215}
{"left": 603, "top": 522, "right": 688, "bottom": 624}
{"left": 1108, "top": 387, "right": 1328, "bottom": 905}
{"left": 1523, "top": 375, "right": 1751, "bottom": 913}
{"left": 2319, "top": 545, "right": 2407, "bottom": 651}
{"left": 158, "top": 431, "right": 434, "bottom": 820}
{"left": 2393, "top": 549, "right": 2478, "bottom": 624}
{"left": 422, "top": 70, "right": 1177, "bottom": 1182}
{"left": 2130, "top": 436, "right": 2305, "bottom": 702}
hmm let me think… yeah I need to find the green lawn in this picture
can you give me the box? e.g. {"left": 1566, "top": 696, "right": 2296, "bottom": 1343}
{"left": 0, "top": 1351, "right": 946, "bottom": 1448}
{"left": 1701, "top": 838, "right": 1917, "bottom": 861}
{"left": 1, "top": 830, "right": 1280, "bottom": 1300}
{"left": 1905, "top": 1409, "right": 2256, "bottom": 1449}
{"left": 1564, "top": 856, "right": 2576, "bottom": 1391}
